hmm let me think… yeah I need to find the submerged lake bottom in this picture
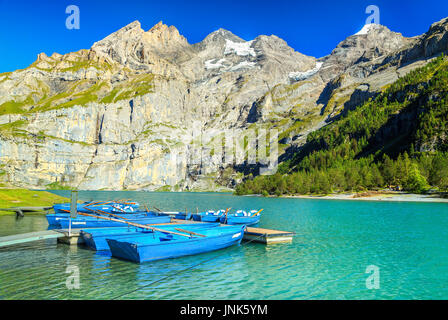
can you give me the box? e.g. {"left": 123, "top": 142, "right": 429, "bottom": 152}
{"left": 0, "top": 191, "right": 447, "bottom": 299}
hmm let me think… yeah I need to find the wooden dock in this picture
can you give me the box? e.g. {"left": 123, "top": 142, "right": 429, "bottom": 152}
{"left": 173, "top": 220, "right": 295, "bottom": 244}
{"left": 244, "top": 227, "right": 295, "bottom": 244}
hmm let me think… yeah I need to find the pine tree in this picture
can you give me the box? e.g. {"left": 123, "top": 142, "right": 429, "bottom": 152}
{"left": 405, "top": 163, "right": 429, "bottom": 193}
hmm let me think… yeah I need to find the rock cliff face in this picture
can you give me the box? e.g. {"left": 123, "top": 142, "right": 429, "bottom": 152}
{"left": 0, "top": 18, "right": 447, "bottom": 190}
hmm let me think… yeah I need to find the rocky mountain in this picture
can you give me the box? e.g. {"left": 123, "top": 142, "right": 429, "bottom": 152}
{"left": 0, "top": 17, "right": 447, "bottom": 191}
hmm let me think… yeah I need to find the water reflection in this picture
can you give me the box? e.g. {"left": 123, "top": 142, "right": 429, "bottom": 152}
{"left": 1, "top": 193, "right": 448, "bottom": 299}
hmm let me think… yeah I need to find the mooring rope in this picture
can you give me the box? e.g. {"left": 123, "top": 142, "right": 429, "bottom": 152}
{"left": 110, "top": 231, "right": 268, "bottom": 300}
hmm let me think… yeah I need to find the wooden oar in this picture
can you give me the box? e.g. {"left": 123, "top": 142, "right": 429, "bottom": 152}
{"left": 174, "top": 228, "right": 206, "bottom": 238}
{"left": 60, "top": 207, "right": 128, "bottom": 221}
{"left": 153, "top": 206, "right": 163, "bottom": 213}
{"left": 77, "top": 212, "right": 194, "bottom": 238}
{"left": 152, "top": 206, "right": 169, "bottom": 217}
{"left": 84, "top": 201, "right": 101, "bottom": 206}
{"left": 117, "top": 199, "right": 132, "bottom": 204}
{"left": 86, "top": 201, "right": 111, "bottom": 207}
{"left": 251, "top": 209, "right": 264, "bottom": 217}
{"left": 85, "top": 207, "right": 130, "bottom": 220}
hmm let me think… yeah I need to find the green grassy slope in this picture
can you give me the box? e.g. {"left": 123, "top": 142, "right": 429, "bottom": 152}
{"left": 0, "top": 189, "right": 68, "bottom": 215}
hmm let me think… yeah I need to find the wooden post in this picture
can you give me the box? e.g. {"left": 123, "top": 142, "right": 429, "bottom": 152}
{"left": 69, "top": 191, "right": 78, "bottom": 236}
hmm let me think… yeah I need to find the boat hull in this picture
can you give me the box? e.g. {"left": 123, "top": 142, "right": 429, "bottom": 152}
{"left": 220, "top": 215, "right": 260, "bottom": 226}
{"left": 200, "top": 215, "right": 221, "bottom": 222}
{"left": 174, "top": 212, "right": 192, "bottom": 220}
{"left": 53, "top": 204, "right": 91, "bottom": 214}
{"left": 107, "top": 225, "right": 245, "bottom": 263}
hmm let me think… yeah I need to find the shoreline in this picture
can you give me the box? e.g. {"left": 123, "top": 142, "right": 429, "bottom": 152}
{"left": 283, "top": 191, "right": 448, "bottom": 203}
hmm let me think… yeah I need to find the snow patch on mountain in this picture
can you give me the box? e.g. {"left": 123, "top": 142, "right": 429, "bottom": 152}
{"left": 354, "top": 23, "right": 381, "bottom": 36}
{"left": 224, "top": 39, "right": 256, "bottom": 57}
{"left": 205, "top": 58, "right": 227, "bottom": 69}
{"left": 229, "top": 61, "right": 256, "bottom": 71}
{"left": 289, "top": 62, "right": 323, "bottom": 81}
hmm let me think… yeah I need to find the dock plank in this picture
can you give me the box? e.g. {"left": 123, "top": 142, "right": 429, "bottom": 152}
{"left": 245, "top": 227, "right": 294, "bottom": 236}
{"left": 244, "top": 227, "right": 295, "bottom": 244}
{"left": 0, "top": 230, "right": 63, "bottom": 247}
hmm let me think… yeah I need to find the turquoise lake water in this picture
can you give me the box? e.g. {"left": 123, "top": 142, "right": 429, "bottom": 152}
{"left": 1, "top": 191, "right": 448, "bottom": 300}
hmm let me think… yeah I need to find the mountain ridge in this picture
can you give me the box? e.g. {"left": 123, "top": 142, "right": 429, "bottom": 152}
{"left": 0, "top": 17, "right": 447, "bottom": 191}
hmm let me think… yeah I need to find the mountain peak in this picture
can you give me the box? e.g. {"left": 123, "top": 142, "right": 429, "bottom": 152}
{"left": 149, "top": 21, "right": 165, "bottom": 31}
{"left": 202, "top": 28, "right": 244, "bottom": 44}
{"left": 147, "top": 21, "right": 175, "bottom": 35}
{"left": 212, "top": 28, "right": 239, "bottom": 37}
{"left": 352, "top": 23, "right": 399, "bottom": 37}
{"left": 354, "top": 23, "right": 382, "bottom": 36}
{"left": 92, "top": 20, "right": 143, "bottom": 48}
{"left": 143, "top": 21, "right": 189, "bottom": 46}
{"left": 37, "top": 52, "right": 49, "bottom": 61}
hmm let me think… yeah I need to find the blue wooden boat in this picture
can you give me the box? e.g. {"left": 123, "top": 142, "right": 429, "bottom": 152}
{"left": 46, "top": 212, "right": 159, "bottom": 227}
{"left": 57, "top": 215, "right": 171, "bottom": 229}
{"left": 53, "top": 201, "right": 140, "bottom": 214}
{"left": 195, "top": 210, "right": 226, "bottom": 222}
{"left": 107, "top": 225, "right": 246, "bottom": 263}
{"left": 46, "top": 213, "right": 68, "bottom": 227}
{"left": 103, "top": 202, "right": 140, "bottom": 214}
{"left": 174, "top": 212, "right": 192, "bottom": 220}
{"left": 220, "top": 210, "right": 261, "bottom": 226}
{"left": 81, "top": 223, "right": 220, "bottom": 252}
{"left": 53, "top": 203, "right": 90, "bottom": 214}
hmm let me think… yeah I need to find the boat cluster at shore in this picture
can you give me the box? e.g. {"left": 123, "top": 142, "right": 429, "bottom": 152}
{"left": 46, "top": 200, "right": 262, "bottom": 263}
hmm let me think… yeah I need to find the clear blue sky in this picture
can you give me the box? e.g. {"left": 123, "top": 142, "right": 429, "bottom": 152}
{"left": 0, "top": 0, "right": 447, "bottom": 73}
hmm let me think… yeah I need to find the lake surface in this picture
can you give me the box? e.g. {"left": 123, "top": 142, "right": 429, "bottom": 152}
{"left": 1, "top": 191, "right": 447, "bottom": 300}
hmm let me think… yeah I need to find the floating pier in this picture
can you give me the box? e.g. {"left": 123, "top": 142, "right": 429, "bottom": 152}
{"left": 244, "top": 227, "right": 295, "bottom": 244}
{"left": 0, "top": 230, "right": 63, "bottom": 247}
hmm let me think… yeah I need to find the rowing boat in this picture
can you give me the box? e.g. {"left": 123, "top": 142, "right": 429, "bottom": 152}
{"left": 174, "top": 211, "right": 192, "bottom": 220}
{"left": 220, "top": 210, "right": 261, "bottom": 226}
{"left": 46, "top": 211, "right": 161, "bottom": 227}
{"left": 193, "top": 210, "right": 226, "bottom": 222}
{"left": 53, "top": 201, "right": 140, "bottom": 214}
{"left": 80, "top": 223, "right": 220, "bottom": 252}
{"left": 106, "top": 225, "right": 246, "bottom": 263}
